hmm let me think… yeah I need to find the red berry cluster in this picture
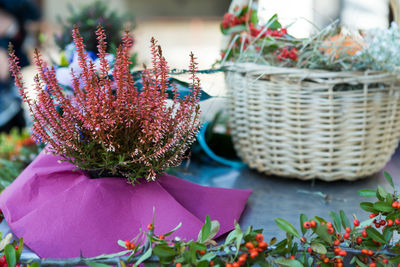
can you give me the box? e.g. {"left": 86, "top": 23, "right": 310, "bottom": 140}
{"left": 276, "top": 47, "right": 298, "bottom": 62}
{"left": 225, "top": 233, "right": 268, "bottom": 267}
{"left": 124, "top": 240, "right": 136, "bottom": 250}
{"left": 249, "top": 23, "right": 287, "bottom": 38}
{"left": 0, "top": 246, "right": 22, "bottom": 267}
{"left": 221, "top": 8, "right": 251, "bottom": 30}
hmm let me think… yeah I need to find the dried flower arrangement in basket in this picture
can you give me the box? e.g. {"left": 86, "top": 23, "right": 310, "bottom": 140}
{"left": 219, "top": 4, "right": 400, "bottom": 181}
{"left": 9, "top": 26, "right": 201, "bottom": 184}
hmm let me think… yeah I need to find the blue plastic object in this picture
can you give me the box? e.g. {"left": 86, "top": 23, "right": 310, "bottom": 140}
{"left": 197, "top": 122, "right": 246, "bottom": 169}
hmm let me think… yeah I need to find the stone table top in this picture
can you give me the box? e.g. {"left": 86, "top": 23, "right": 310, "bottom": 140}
{"left": 172, "top": 147, "right": 400, "bottom": 241}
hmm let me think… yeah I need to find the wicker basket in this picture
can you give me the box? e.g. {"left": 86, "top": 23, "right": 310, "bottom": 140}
{"left": 226, "top": 63, "right": 400, "bottom": 181}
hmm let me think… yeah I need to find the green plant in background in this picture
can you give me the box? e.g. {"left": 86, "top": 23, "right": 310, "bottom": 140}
{"left": 55, "top": 0, "right": 134, "bottom": 53}
{"left": 0, "top": 128, "right": 40, "bottom": 190}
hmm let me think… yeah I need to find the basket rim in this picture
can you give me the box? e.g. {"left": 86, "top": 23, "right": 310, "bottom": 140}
{"left": 223, "top": 62, "right": 396, "bottom": 77}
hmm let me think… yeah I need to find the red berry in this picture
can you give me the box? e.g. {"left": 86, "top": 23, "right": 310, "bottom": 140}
{"left": 395, "top": 218, "right": 400, "bottom": 225}
{"left": 307, "top": 247, "right": 312, "bottom": 253}
{"left": 339, "top": 250, "right": 347, "bottom": 257}
{"left": 382, "top": 258, "right": 388, "bottom": 264}
{"left": 159, "top": 234, "right": 165, "bottom": 240}
{"left": 209, "top": 260, "right": 215, "bottom": 266}
{"left": 125, "top": 240, "right": 130, "bottom": 247}
{"left": 176, "top": 263, "right": 182, "bottom": 267}
{"left": 258, "top": 241, "right": 268, "bottom": 248}
{"left": 333, "top": 240, "right": 340, "bottom": 246}
{"left": 388, "top": 219, "right": 394, "bottom": 226}
{"left": 250, "top": 251, "right": 258, "bottom": 259}
{"left": 256, "top": 233, "right": 264, "bottom": 242}
{"left": 380, "top": 220, "right": 386, "bottom": 226}
{"left": 147, "top": 223, "right": 153, "bottom": 230}
{"left": 362, "top": 230, "right": 367, "bottom": 237}
{"left": 356, "top": 237, "right": 362, "bottom": 244}
{"left": 343, "top": 233, "right": 350, "bottom": 239}
{"left": 369, "top": 263, "right": 376, "bottom": 267}
{"left": 353, "top": 220, "right": 360, "bottom": 226}
{"left": 233, "top": 262, "right": 240, "bottom": 267}
{"left": 326, "top": 222, "right": 333, "bottom": 228}
{"left": 327, "top": 227, "right": 334, "bottom": 234}
{"left": 345, "top": 227, "right": 351, "bottom": 233}
{"left": 245, "top": 242, "right": 254, "bottom": 249}
{"left": 303, "top": 221, "right": 311, "bottom": 229}
{"left": 369, "top": 213, "right": 377, "bottom": 218}
{"left": 310, "top": 220, "right": 317, "bottom": 227}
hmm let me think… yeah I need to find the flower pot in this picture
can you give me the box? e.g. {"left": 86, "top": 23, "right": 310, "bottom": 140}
{"left": 0, "top": 151, "right": 252, "bottom": 258}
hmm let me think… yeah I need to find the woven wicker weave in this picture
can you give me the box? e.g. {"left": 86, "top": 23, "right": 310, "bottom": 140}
{"left": 226, "top": 63, "right": 400, "bottom": 181}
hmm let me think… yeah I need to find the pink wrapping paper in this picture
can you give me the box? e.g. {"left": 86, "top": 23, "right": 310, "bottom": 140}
{"left": 0, "top": 151, "right": 252, "bottom": 258}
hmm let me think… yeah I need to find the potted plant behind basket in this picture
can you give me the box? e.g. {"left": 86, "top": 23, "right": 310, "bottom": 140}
{"left": 0, "top": 26, "right": 252, "bottom": 259}
{"left": 220, "top": 3, "right": 400, "bottom": 181}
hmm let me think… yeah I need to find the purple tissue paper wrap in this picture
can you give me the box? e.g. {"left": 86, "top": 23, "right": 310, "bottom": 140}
{"left": 0, "top": 151, "right": 252, "bottom": 258}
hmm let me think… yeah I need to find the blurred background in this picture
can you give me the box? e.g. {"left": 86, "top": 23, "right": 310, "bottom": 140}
{"left": 0, "top": 0, "right": 394, "bottom": 132}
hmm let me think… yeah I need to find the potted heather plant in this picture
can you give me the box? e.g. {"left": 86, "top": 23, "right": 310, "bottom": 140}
{"left": 11, "top": 26, "right": 201, "bottom": 183}
{"left": 1, "top": 26, "right": 251, "bottom": 258}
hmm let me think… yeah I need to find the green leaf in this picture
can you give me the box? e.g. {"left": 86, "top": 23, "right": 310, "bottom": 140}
{"left": 197, "top": 261, "right": 209, "bottom": 267}
{"left": 300, "top": 214, "right": 308, "bottom": 235}
{"left": 153, "top": 245, "right": 177, "bottom": 258}
{"left": 365, "top": 227, "right": 386, "bottom": 244}
{"left": 373, "top": 201, "right": 393, "bottom": 212}
{"left": 134, "top": 248, "right": 152, "bottom": 267}
{"left": 88, "top": 250, "right": 130, "bottom": 260}
{"left": 311, "top": 242, "right": 327, "bottom": 254}
{"left": 274, "top": 257, "right": 303, "bottom": 267}
{"left": 358, "top": 189, "right": 377, "bottom": 197}
{"left": 275, "top": 218, "right": 300, "bottom": 238}
{"left": 360, "top": 202, "right": 376, "bottom": 213}
{"left": 28, "top": 262, "right": 40, "bottom": 267}
{"left": 164, "top": 222, "right": 182, "bottom": 237}
{"left": 339, "top": 210, "right": 351, "bottom": 229}
{"left": 383, "top": 171, "right": 395, "bottom": 188}
{"left": 355, "top": 257, "right": 369, "bottom": 267}
{"left": 234, "top": 222, "right": 243, "bottom": 257}
{"left": 86, "top": 262, "right": 110, "bottom": 267}
{"left": 377, "top": 186, "right": 388, "bottom": 199}
{"left": 198, "top": 216, "right": 211, "bottom": 243}
{"left": 221, "top": 25, "right": 247, "bottom": 35}
{"left": 329, "top": 211, "right": 341, "bottom": 233}
{"left": 383, "top": 227, "right": 393, "bottom": 242}
{"left": 224, "top": 228, "right": 239, "bottom": 246}
{"left": 314, "top": 224, "right": 332, "bottom": 244}
{"left": 118, "top": 240, "right": 126, "bottom": 248}
{"left": 265, "top": 14, "right": 282, "bottom": 30}
{"left": 314, "top": 216, "right": 327, "bottom": 224}
{"left": 15, "top": 238, "right": 23, "bottom": 262}
{"left": 199, "top": 253, "right": 216, "bottom": 262}
{"left": 4, "top": 244, "right": 16, "bottom": 267}
{"left": 390, "top": 254, "right": 400, "bottom": 264}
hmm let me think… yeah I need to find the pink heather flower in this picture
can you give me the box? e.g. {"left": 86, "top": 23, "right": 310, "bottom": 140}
{"left": 9, "top": 26, "right": 201, "bottom": 184}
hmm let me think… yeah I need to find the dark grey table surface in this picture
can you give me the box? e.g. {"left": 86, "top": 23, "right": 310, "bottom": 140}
{"left": 172, "top": 147, "right": 400, "bottom": 241}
